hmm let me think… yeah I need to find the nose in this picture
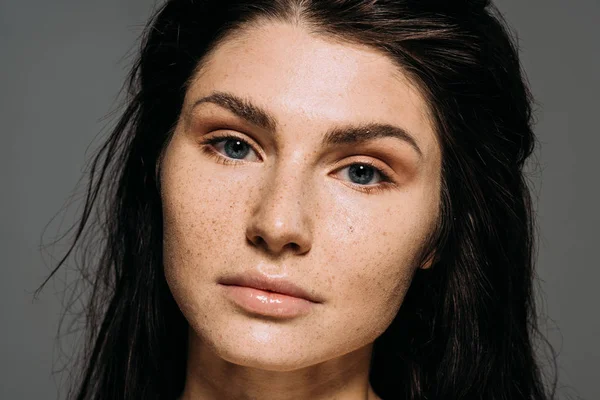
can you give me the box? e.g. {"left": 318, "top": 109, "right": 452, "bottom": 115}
{"left": 245, "top": 166, "right": 313, "bottom": 256}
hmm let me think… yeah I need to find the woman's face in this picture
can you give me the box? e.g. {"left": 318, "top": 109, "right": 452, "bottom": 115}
{"left": 160, "top": 21, "right": 441, "bottom": 371}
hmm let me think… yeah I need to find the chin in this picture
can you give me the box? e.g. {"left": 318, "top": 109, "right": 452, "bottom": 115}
{"left": 195, "top": 316, "right": 328, "bottom": 372}
{"left": 213, "top": 339, "right": 319, "bottom": 372}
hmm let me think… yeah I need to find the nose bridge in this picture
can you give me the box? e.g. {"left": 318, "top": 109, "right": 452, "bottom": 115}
{"left": 246, "top": 154, "right": 313, "bottom": 255}
{"left": 271, "top": 153, "right": 307, "bottom": 201}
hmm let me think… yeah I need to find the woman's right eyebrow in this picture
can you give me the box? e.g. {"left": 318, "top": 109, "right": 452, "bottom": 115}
{"left": 190, "top": 91, "right": 422, "bottom": 158}
{"left": 190, "top": 91, "right": 278, "bottom": 132}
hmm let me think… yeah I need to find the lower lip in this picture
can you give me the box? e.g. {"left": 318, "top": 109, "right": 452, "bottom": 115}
{"left": 221, "top": 285, "right": 315, "bottom": 318}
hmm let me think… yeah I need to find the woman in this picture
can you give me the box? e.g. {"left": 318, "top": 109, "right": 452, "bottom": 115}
{"left": 42, "top": 0, "right": 555, "bottom": 399}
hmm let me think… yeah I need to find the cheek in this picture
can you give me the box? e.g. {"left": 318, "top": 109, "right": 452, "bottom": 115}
{"left": 319, "top": 194, "right": 437, "bottom": 331}
{"left": 162, "top": 174, "right": 237, "bottom": 256}
{"left": 159, "top": 139, "right": 254, "bottom": 309}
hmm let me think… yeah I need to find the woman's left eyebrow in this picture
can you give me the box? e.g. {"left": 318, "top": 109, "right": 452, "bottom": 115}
{"left": 321, "top": 123, "right": 422, "bottom": 158}
{"left": 190, "top": 91, "right": 422, "bottom": 158}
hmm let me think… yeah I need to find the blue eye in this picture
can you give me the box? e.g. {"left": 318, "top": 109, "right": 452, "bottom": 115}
{"left": 201, "top": 135, "right": 260, "bottom": 162}
{"left": 200, "top": 134, "right": 393, "bottom": 194}
{"left": 222, "top": 138, "right": 251, "bottom": 159}
{"left": 341, "top": 163, "right": 387, "bottom": 185}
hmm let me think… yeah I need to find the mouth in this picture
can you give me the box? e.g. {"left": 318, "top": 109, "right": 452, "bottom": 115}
{"left": 218, "top": 272, "right": 322, "bottom": 319}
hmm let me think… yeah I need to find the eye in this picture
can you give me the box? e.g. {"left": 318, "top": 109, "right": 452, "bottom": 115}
{"left": 335, "top": 161, "right": 394, "bottom": 194}
{"left": 200, "top": 135, "right": 394, "bottom": 194}
{"left": 338, "top": 162, "right": 387, "bottom": 185}
{"left": 200, "top": 134, "right": 260, "bottom": 162}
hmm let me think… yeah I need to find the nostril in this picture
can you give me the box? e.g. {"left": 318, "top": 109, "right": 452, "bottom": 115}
{"left": 248, "top": 235, "right": 265, "bottom": 248}
{"left": 288, "top": 243, "right": 300, "bottom": 252}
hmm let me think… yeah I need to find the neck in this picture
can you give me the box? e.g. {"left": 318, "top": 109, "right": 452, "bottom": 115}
{"left": 180, "top": 330, "right": 381, "bottom": 400}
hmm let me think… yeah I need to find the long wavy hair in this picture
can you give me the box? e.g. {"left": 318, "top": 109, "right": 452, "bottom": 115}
{"left": 40, "top": 0, "right": 557, "bottom": 399}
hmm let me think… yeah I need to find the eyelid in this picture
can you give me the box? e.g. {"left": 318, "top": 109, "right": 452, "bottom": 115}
{"left": 333, "top": 157, "right": 394, "bottom": 183}
{"left": 329, "top": 156, "right": 399, "bottom": 195}
{"left": 199, "top": 132, "right": 263, "bottom": 162}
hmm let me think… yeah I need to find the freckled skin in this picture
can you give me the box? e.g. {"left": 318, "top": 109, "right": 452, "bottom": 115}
{"left": 161, "top": 21, "right": 441, "bottom": 400}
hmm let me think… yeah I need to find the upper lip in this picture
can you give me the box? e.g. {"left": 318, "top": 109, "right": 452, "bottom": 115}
{"left": 219, "top": 271, "right": 323, "bottom": 303}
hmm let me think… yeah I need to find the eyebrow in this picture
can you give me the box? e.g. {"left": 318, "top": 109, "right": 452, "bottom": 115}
{"left": 191, "top": 91, "right": 277, "bottom": 132}
{"left": 191, "top": 91, "right": 423, "bottom": 157}
{"left": 322, "top": 123, "right": 422, "bottom": 157}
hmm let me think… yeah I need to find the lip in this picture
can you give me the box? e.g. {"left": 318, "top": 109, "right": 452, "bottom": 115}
{"left": 219, "top": 271, "right": 323, "bottom": 303}
{"left": 218, "top": 271, "right": 323, "bottom": 318}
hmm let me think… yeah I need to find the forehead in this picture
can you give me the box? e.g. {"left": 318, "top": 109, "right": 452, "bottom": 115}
{"left": 184, "top": 21, "right": 439, "bottom": 158}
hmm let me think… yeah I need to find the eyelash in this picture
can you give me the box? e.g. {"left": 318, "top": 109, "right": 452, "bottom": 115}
{"left": 199, "top": 134, "right": 395, "bottom": 195}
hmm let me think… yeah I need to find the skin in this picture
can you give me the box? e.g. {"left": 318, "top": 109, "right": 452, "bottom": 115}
{"left": 160, "top": 21, "right": 441, "bottom": 400}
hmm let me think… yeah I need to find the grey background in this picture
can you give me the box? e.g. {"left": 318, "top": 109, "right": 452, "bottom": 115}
{"left": 1, "top": 0, "right": 597, "bottom": 398}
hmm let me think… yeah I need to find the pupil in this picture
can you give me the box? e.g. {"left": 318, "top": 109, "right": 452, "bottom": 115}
{"left": 224, "top": 139, "right": 250, "bottom": 159}
{"left": 349, "top": 164, "right": 375, "bottom": 185}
